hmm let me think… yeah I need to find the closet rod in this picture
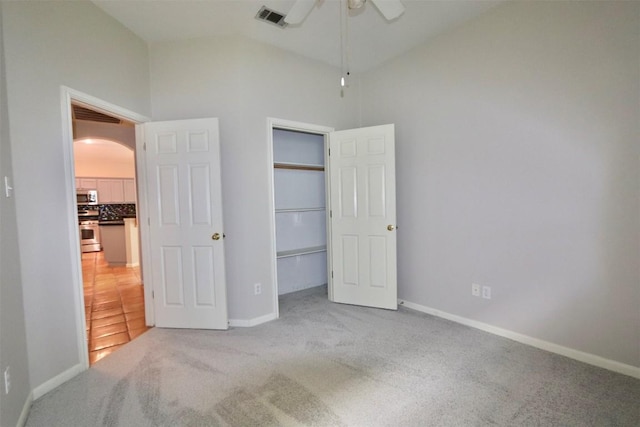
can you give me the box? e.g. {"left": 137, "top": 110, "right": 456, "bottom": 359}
{"left": 274, "top": 162, "right": 324, "bottom": 172}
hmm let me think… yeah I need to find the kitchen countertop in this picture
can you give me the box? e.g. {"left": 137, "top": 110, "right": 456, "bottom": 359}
{"left": 97, "top": 204, "right": 136, "bottom": 225}
{"left": 99, "top": 220, "right": 125, "bottom": 226}
{"left": 98, "top": 203, "right": 136, "bottom": 221}
{"left": 99, "top": 215, "right": 137, "bottom": 226}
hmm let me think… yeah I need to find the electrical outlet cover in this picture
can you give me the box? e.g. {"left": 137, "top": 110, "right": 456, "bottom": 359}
{"left": 472, "top": 283, "right": 481, "bottom": 297}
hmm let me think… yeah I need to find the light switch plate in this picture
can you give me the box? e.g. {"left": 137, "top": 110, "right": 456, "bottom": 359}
{"left": 4, "top": 176, "right": 13, "bottom": 198}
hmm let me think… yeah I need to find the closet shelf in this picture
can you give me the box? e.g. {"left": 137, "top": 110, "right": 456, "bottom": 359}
{"left": 274, "top": 162, "right": 324, "bottom": 172}
{"left": 277, "top": 245, "right": 327, "bottom": 259}
{"left": 275, "top": 207, "right": 325, "bottom": 213}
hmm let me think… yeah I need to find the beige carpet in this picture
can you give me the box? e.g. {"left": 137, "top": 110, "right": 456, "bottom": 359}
{"left": 26, "top": 286, "right": 640, "bottom": 426}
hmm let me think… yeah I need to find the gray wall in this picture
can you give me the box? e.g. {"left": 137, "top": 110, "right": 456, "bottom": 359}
{"left": 1, "top": 0, "right": 151, "bottom": 390}
{"left": 361, "top": 1, "right": 640, "bottom": 367}
{"left": 0, "top": 6, "right": 31, "bottom": 426}
{"left": 2, "top": 1, "right": 638, "bottom": 414}
{"left": 149, "top": 36, "right": 360, "bottom": 320}
{"left": 1, "top": 1, "right": 358, "bottom": 397}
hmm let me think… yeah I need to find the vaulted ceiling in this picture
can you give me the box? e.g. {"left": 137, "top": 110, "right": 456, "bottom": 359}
{"left": 92, "top": 0, "right": 501, "bottom": 73}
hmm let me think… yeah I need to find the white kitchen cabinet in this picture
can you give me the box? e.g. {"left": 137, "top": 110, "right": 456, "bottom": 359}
{"left": 97, "top": 178, "right": 138, "bottom": 203}
{"left": 78, "top": 177, "right": 136, "bottom": 203}
{"left": 123, "top": 179, "right": 136, "bottom": 203}
{"left": 77, "top": 178, "right": 97, "bottom": 189}
{"left": 97, "top": 179, "right": 124, "bottom": 203}
{"left": 272, "top": 128, "right": 327, "bottom": 295}
{"left": 110, "top": 180, "right": 125, "bottom": 202}
{"left": 96, "top": 179, "right": 111, "bottom": 202}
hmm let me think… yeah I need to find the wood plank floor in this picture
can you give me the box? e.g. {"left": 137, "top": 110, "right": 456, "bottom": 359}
{"left": 82, "top": 251, "right": 150, "bottom": 365}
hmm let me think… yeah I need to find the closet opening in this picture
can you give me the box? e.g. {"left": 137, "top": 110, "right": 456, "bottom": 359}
{"left": 268, "top": 119, "right": 334, "bottom": 316}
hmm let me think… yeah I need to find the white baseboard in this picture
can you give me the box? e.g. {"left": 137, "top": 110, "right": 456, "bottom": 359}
{"left": 398, "top": 299, "right": 640, "bottom": 380}
{"left": 32, "top": 363, "right": 86, "bottom": 400}
{"left": 229, "top": 312, "right": 277, "bottom": 328}
{"left": 17, "top": 391, "right": 33, "bottom": 427}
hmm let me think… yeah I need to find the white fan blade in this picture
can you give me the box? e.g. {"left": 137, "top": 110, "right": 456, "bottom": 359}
{"left": 285, "top": 0, "right": 317, "bottom": 24}
{"left": 370, "top": 0, "right": 405, "bottom": 21}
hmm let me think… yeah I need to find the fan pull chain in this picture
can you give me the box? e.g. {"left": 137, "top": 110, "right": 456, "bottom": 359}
{"left": 340, "top": 0, "right": 352, "bottom": 96}
{"left": 340, "top": 0, "right": 345, "bottom": 94}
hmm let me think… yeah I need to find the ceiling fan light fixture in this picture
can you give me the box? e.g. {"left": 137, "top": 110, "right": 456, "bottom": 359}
{"left": 348, "top": 0, "right": 366, "bottom": 10}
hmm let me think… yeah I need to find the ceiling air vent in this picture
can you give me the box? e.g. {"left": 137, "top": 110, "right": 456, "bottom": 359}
{"left": 72, "top": 105, "right": 121, "bottom": 124}
{"left": 255, "top": 5, "right": 288, "bottom": 28}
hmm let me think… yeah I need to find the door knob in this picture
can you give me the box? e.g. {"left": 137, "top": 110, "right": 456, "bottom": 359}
{"left": 387, "top": 225, "right": 396, "bottom": 231}
{"left": 212, "top": 233, "right": 221, "bottom": 240}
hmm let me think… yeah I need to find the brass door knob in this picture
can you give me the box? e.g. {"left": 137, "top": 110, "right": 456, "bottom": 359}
{"left": 387, "top": 225, "right": 396, "bottom": 231}
{"left": 212, "top": 233, "right": 221, "bottom": 240}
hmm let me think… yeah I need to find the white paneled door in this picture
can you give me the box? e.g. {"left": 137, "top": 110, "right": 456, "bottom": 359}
{"left": 329, "top": 124, "right": 397, "bottom": 310}
{"left": 143, "top": 118, "right": 228, "bottom": 329}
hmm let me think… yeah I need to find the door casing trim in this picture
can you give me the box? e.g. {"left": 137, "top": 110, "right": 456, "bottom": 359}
{"left": 60, "top": 86, "right": 150, "bottom": 371}
{"left": 266, "top": 118, "right": 334, "bottom": 319}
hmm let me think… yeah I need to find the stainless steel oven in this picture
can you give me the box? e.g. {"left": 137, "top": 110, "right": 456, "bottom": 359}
{"left": 80, "top": 220, "right": 101, "bottom": 252}
{"left": 79, "top": 208, "right": 101, "bottom": 252}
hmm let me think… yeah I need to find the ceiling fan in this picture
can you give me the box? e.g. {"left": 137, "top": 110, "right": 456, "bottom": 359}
{"left": 285, "top": 0, "right": 405, "bottom": 25}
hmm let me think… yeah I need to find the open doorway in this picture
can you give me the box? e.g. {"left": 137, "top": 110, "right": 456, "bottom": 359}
{"left": 268, "top": 119, "right": 399, "bottom": 317}
{"left": 73, "top": 113, "right": 148, "bottom": 364}
{"left": 62, "top": 89, "right": 152, "bottom": 367}
{"left": 267, "top": 119, "right": 334, "bottom": 317}
{"left": 72, "top": 104, "right": 149, "bottom": 364}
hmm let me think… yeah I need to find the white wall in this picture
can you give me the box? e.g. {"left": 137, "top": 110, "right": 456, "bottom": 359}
{"left": 3, "top": 1, "right": 636, "bottom": 409}
{"left": 0, "top": 6, "right": 31, "bottom": 425}
{"left": 74, "top": 139, "right": 136, "bottom": 178}
{"left": 1, "top": 0, "right": 150, "bottom": 390}
{"left": 149, "top": 36, "right": 360, "bottom": 320}
{"left": 75, "top": 120, "right": 137, "bottom": 150}
{"left": 361, "top": 1, "right": 640, "bottom": 367}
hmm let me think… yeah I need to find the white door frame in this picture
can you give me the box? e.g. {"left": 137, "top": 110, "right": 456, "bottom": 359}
{"left": 266, "top": 118, "right": 334, "bottom": 319}
{"left": 60, "top": 86, "right": 150, "bottom": 369}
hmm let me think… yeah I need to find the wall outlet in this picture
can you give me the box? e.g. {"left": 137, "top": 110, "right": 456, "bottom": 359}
{"left": 482, "top": 285, "right": 491, "bottom": 300}
{"left": 471, "top": 283, "right": 481, "bottom": 297}
{"left": 4, "top": 366, "right": 10, "bottom": 394}
{"left": 254, "top": 283, "right": 262, "bottom": 295}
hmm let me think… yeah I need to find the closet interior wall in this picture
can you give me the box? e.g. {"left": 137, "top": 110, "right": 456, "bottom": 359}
{"left": 272, "top": 128, "right": 327, "bottom": 295}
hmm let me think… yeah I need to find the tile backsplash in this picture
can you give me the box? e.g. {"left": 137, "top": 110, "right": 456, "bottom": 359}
{"left": 78, "top": 204, "right": 136, "bottom": 221}
{"left": 99, "top": 204, "right": 137, "bottom": 221}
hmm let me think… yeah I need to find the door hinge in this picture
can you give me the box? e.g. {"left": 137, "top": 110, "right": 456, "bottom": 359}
{"left": 151, "top": 290, "right": 154, "bottom": 299}
{"left": 148, "top": 217, "right": 150, "bottom": 226}
{"left": 143, "top": 142, "right": 147, "bottom": 151}
{"left": 330, "top": 210, "right": 332, "bottom": 218}
{"left": 331, "top": 271, "right": 334, "bottom": 278}
{"left": 328, "top": 148, "right": 331, "bottom": 156}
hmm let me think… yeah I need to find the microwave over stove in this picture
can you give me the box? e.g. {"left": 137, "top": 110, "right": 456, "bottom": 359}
{"left": 77, "top": 189, "right": 98, "bottom": 205}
